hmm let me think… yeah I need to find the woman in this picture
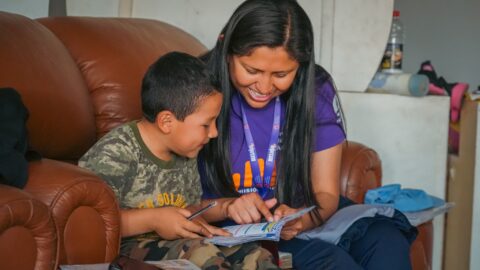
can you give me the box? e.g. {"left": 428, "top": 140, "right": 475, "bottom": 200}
{"left": 199, "top": 0, "right": 415, "bottom": 269}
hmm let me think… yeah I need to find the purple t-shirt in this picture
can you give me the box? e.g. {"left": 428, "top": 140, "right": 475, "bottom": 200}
{"left": 202, "top": 72, "right": 345, "bottom": 197}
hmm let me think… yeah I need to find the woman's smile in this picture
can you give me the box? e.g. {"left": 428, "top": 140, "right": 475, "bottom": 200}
{"left": 247, "top": 87, "right": 273, "bottom": 102}
{"left": 229, "top": 46, "right": 299, "bottom": 108}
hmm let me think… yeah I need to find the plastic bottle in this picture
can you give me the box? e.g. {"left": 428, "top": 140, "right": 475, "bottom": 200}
{"left": 380, "top": 10, "right": 405, "bottom": 73}
{"left": 368, "top": 72, "right": 429, "bottom": 97}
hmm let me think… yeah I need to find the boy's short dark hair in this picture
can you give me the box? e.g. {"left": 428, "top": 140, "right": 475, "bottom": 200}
{"left": 141, "top": 51, "right": 218, "bottom": 122}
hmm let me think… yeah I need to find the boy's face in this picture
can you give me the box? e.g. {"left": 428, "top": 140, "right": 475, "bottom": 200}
{"left": 168, "top": 92, "right": 223, "bottom": 158}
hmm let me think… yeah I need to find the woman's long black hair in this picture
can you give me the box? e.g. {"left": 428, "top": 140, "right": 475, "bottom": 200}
{"left": 200, "top": 0, "right": 320, "bottom": 211}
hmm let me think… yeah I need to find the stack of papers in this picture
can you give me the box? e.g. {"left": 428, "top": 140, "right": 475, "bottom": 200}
{"left": 207, "top": 206, "right": 316, "bottom": 247}
{"left": 59, "top": 264, "right": 109, "bottom": 270}
{"left": 403, "top": 202, "right": 454, "bottom": 226}
{"left": 60, "top": 260, "right": 201, "bottom": 270}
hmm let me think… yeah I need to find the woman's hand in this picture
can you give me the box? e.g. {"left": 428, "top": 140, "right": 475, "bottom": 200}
{"left": 273, "top": 204, "right": 310, "bottom": 240}
{"left": 150, "top": 207, "right": 212, "bottom": 240}
{"left": 224, "top": 193, "right": 277, "bottom": 224}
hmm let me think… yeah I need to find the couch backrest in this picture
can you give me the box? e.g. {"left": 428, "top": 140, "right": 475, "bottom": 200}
{"left": 37, "top": 17, "right": 208, "bottom": 140}
{"left": 0, "top": 12, "right": 97, "bottom": 160}
{"left": 0, "top": 12, "right": 208, "bottom": 161}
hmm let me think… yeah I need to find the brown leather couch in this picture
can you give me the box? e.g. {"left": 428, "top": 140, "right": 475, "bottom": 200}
{"left": 0, "top": 11, "right": 431, "bottom": 270}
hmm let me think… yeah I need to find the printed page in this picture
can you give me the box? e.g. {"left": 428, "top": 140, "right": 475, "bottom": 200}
{"left": 207, "top": 206, "right": 316, "bottom": 247}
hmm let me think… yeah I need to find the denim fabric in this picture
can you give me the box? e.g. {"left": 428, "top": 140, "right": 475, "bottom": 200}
{"left": 278, "top": 196, "right": 416, "bottom": 270}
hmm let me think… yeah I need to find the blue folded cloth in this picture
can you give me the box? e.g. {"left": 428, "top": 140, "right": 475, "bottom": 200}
{"left": 365, "top": 184, "right": 444, "bottom": 212}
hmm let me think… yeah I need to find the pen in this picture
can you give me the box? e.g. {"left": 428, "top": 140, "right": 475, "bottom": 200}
{"left": 187, "top": 201, "right": 217, "bottom": 220}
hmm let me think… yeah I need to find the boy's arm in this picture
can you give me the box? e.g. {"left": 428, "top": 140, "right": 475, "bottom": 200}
{"left": 121, "top": 207, "right": 210, "bottom": 239}
{"left": 120, "top": 208, "right": 157, "bottom": 237}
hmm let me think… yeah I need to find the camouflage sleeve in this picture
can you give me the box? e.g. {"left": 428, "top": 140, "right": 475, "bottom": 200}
{"left": 78, "top": 135, "right": 137, "bottom": 204}
{"left": 186, "top": 159, "right": 202, "bottom": 205}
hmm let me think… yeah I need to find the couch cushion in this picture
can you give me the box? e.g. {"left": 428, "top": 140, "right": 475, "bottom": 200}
{"left": 0, "top": 12, "right": 96, "bottom": 160}
{"left": 38, "top": 17, "right": 208, "bottom": 139}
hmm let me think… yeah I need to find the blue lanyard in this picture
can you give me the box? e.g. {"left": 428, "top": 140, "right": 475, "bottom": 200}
{"left": 240, "top": 96, "right": 281, "bottom": 199}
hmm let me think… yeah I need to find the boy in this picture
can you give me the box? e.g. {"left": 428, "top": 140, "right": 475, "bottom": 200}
{"left": 79, "top": 52, "right": 279, "bottom": 269}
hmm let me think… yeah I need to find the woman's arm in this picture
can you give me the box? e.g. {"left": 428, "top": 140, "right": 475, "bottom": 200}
{"left": 310, "top": 142, "right": 342, "bottom": 223}
{"left": 276, "top": 142, "right": 342, "bottom": 240}
{"left": 201, "top": 195, "right": 277, "bottom": 224}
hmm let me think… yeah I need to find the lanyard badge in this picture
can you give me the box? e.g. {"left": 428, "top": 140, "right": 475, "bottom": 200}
{"left": 240, "top": 96, "right": 281, "bottom": 200}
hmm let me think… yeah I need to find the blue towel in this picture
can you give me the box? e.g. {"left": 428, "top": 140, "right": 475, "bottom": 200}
{"left": 365, "top": 184, "right": 444, "bottom": 212}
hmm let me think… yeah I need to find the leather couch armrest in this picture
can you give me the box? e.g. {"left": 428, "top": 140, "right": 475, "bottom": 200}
{"left": 0, "top": 184, "right": 57, "bottom": 270}
{"left": 411, "top": 220, "right": 433, "bottom": 270}
{"left": 340, "top": 141, "right": 382, "bottom": 204}
{"left": 24, "top": 159, "right": 121, "bottom": 265}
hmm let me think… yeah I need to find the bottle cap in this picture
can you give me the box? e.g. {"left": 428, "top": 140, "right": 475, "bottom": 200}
{"left": 393, "top": 10, "right": 400, "bottom": 17}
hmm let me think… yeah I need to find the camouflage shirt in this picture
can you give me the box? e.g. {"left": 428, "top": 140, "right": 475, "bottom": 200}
{"left": 78, "top": 121, "right": 202, "bottom": 210}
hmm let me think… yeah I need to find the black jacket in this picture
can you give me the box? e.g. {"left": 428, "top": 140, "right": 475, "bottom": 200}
{"left": 0, "top": 87, "right": 39, "bottom": 188}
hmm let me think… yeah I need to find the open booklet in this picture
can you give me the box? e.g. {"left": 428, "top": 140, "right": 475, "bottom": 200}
{"left": 207, "top": 206, "right": 316, "bottom": 247}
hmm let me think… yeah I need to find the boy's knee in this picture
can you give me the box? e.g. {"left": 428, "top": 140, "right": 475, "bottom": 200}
{"left": 219, "top": 242, "right": 279, "bottom": 269}
{"left": 185, "top": 239, "right": 223, "bottom": 257}
{"left": 184, "top": 240, "right": 230, "bottom": 269}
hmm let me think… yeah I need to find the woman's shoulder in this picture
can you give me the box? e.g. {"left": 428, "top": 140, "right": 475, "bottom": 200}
{"left": 314, "top": 64, "right": 331, "bottom": 83}
{"left": 314, "top": 64, "right": 337, "bottom": 103}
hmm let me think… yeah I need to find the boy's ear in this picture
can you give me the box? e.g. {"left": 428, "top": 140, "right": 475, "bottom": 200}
{"left": 155, "top": 111, "right": 175, "bottom": 133}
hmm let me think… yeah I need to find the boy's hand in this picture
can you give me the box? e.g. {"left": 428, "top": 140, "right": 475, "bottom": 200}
{"left": 225, "top": 193, "right": 277, "bottom": 224}
{"left": 190, "top": 216, "right": 231, "bottom": 237}
{"left": 151, "top": 207, "right": 211, "bottom": 240}
{"left": 273, "top": 204, "right": 307, "bottom": 240}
